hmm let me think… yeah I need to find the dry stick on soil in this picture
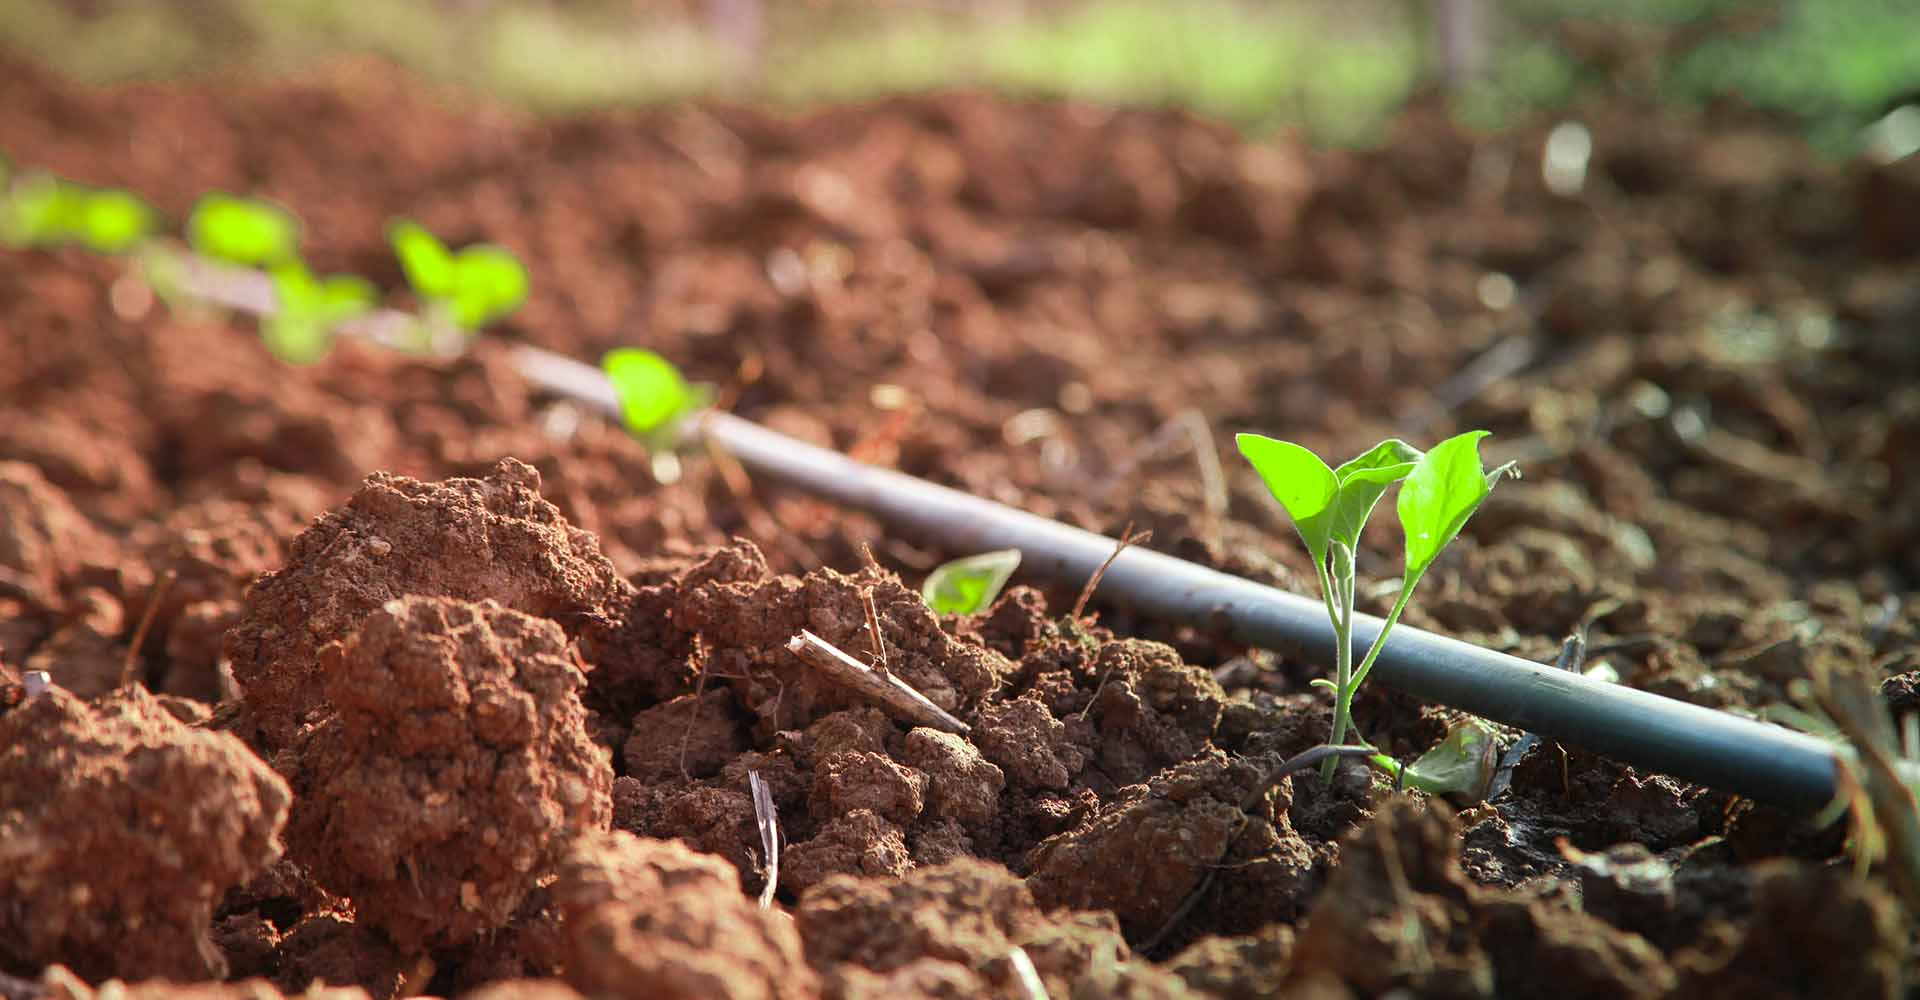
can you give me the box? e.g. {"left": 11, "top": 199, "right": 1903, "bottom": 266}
{"left": 678, "top": 634, "right": 713, "bottom": 781}
{"left": 1006, "top": 946, "right": 1051, "bottom": 1000}
{"left": 748, "top": 769, "right": 781, "bottom": 909}
{"left": 784, "top": 629, "right": 969, "bottom": 734}
{"left": 1072, "top": 524, "right": 1149, "bottom": 622}
{"left": 860, "top": 587, "right": 890, "bottom": 679}
{"left": 120, "top": 569, "right": 176, "bottom": 688}
{"left": 1074, "top": 525, "right": 1151, "bottom": 720}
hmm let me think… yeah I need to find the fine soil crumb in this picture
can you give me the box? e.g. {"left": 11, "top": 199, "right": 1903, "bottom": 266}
{"left": 34, "top": 965, "right": 370, "bottom": 1000}
{"left": 286, "top": 596, "right": 613, "bottom": 951}
{"left": 125, "top": 499, "right": 298, "bottom": 696}
{"left": 0, "top": 461, "right": 115, "bottom": 616}
{"left": 268, "top": 913, "right": 409, "bottom": 999}
{"left": 0, "top": 685, "right": 290, "bottom": 982}
{"left": 781, "top": 809, "right": 913, "bottom": 895}
{"left": 898, "top": 728, "right": 1005, "bottom": 828}
{"left": 796, "top": 858, "right": 1159, "bottom": 999}
{"left": 1025, "top": 750, "right": 1315, "bottom": 944}
{"left": 1672, "top": 860, "right": 1904, "bottom": 999}
{"left": 1291, "top": 796, "right": 1674, "bottom": 999}
{"left": 672, "top": 549, "right": 1011, "bottom": 736}
{"left": 622, "top": 687, "right": 750, "bottom": 783}
{"left": 1163, "top": 925, "right": 1297, "bottom": 1000}
{"left": 225, "top": 459, "right": 631, "bottom": 749}
{"left": 551, "top": 831, "right": 818, "bottom": 1000}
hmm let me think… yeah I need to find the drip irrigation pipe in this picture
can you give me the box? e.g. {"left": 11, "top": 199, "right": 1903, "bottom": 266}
{"left": 511, "top": 346, "right": 1844, "bottom": 813}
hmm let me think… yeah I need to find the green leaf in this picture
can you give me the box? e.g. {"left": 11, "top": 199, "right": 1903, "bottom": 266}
{"left": 1399, "top": 719, "right": 1502, "bottom": 798}
{"left": 76, "top": 189, "right": 154, "bottom": 253}
{"left": 1236, "top": 433, "right": 1338, "bottom": 565}
{"left": 318, "top": 274, "right": 376, "bottom": 323}
{"left": 449, "top": 244, "right": 529, "bottom": 329}
{"left": 388, "top": 219, "right": 456, "bottom": 300}
{"left": 923, "top": 549, "right": 1022, "bottom": 615}
{"left": 270, "top": 263, "right": 372, "bottom": 338}
{"left": 1398, "top": 430, "right": 1496, "bottom": 580}
{"left": 188, "top": 193, "right": 299, "bottom": 266}
{"left": 1325, "top": 438, "right": 1422, "bottom": 551}
{"left": 603, "top": 348, "right": 695, "bottom": 438}
{"left": 268, "top": 260, "right": 321, "bottom": 313}
{"left": 2, "top": 174, "right": 86, "bottom": 246}
{"left": 260, "top": 311, "right": 332, "bottom": 366}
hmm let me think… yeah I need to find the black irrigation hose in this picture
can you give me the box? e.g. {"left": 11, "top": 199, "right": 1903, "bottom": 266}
{"left": 512, "top": 347, "right": 1844, "bottom": 812}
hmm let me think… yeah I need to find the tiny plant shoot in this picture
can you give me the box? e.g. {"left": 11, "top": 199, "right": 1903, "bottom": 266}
{"left": 262, "top": 262, "right": 376, "bottom": 365}
{"left": 388, "top": 219, "right": 529, "bottom": 332}
{"left": 1238, "top": 429, "right": 1516, "bottom": 786}
{"left": 188, "top": 193, "right": 300, "bottom": 267}
{"left": 0, "top": 173, "right": 155, "bottom": 253}
{"left": 923, "top": 549, "right": 1022, "bottom": 615}
{"left": 601, "top": 348, "right": 713, "bottom": 452}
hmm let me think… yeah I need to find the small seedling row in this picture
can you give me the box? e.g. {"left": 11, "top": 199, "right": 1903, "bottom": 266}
{"left": 0, "top": 159, "right": 1865, "bottom": 814}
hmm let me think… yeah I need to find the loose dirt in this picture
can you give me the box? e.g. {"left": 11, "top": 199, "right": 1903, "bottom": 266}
{"left": 1, "top": 46, "right": 1917, "bottom": 999}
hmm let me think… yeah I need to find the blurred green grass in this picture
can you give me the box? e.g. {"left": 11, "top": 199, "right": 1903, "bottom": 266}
{"left": 0, "top": 0, "right": 1915, "bottom": 147}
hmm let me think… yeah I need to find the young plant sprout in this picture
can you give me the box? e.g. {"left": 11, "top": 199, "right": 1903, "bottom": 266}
{"left": 922, "top": 549, "right": 1022, "bottom": 615}
{"left": 188, "top": 193, "right": 300, "bottom": 267}
{"left": 0, "top": 173, "right": 155, "bottom": 253}
{"left": 260, "top": 262, "right": 377, "bottom": 365}
{"left": 1238, "top": 429, "right": 1515, "bottom": 787}
{"left": 601, "top": 348, "right": 713, "bottom": 453}
{"left": 388, "top": 219, "right": 529, "bottom": 332}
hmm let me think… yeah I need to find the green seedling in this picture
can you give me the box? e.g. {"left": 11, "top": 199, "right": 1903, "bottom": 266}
{"left": 1, "top": 173, "right": 155, "bottom": 253}
{"left": 601, "top": 348, "right": 714, "bottom": 452}
{"left": 923, "top": 549, "right": 1022, "bottom": 615}
{"left": 388, "top": 219, "right": 529, "bottom": 331}
{"left": 259, "top": 261, "right": 376, "bottom": 365}
{"left": 188, "top": 193, "right": 300, "bottom": 267}
{"left": 1239, "top": 429, "right": 1515, "bottom": 784}
{"left": 1371, "top": 718, "right": 1503, "bottom": 797}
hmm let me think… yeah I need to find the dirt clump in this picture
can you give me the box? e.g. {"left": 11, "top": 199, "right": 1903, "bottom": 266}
{"left": 123, "top": 499, "right": 301, "bottom": 697}
{"left": 224, "top": 459, "right": 630, "bottom": 750}
{"left": 797, "top": 857, "right": 1163, "bottom": 998}
{"left": 33, "top": 964, "right": 369, "bottom": 1000}
{"left": 1027, "top": 750, "right": 1319, "bottom": 945}
{"left": 621, "top": 687, "right": 750, "bottom": 783}
{"left": 551, "top": 831, "right": 818, "bottom": 1000}
{"left": 898, "top": 727, "right": 1005, "bottom": 828}
{"left": 672, "top": 549, "right": 1010, "bottom": 735}
{"left": 1672, "top": 860, "right": 1905, "bottom": 999}
{"left": 0, "top": 461, "right": 116, "bottom": 618}
{"left": 285, "top": 595, "right": 613, "bottom": 951}
{"left": 1291, "top": 796, "right": 1674, "bottom": 999}
{"left": 0, "top": 685, "right": 290, "bottom": 982}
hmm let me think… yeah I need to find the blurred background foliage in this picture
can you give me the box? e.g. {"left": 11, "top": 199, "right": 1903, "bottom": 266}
{"left": 0, "top": 0, "right": 1915, "bottom": 148}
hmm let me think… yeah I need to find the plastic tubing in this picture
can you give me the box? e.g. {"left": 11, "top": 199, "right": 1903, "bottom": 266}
{"left": 512, "top": 346, "right": 1843, "bottom": 811}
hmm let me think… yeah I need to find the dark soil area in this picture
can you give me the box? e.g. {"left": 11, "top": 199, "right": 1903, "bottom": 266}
{"left": 2, "top": 50, "right": 1918, "bottom": 999}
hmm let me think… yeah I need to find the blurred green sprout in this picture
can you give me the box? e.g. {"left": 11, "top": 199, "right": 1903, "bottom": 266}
{"left": 260, "top": 262, "right": 376, "bottom": 365}
{"left": 188, "top": 193, "right": 300, "bottom": 267}
{"left": 923, "top": 549, "right": 1022, "bottom": 615}
{"left": 1, "top": 172, "right": 156, "bottom": 253}
{"left": 601, "top": 348, "right": 712, "bottom": 452}
{"left": 388, "top": 219, "right": 529, "bottom": 331}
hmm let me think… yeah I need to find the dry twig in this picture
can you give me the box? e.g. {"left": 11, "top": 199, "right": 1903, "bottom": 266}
{"left": 784, "top": 630, "right": 969, "bottom": 734}
{"left": 121, "top": 569, "right": 176, "bottom": 689}
{"left": 749, "top": 769, "right": 781, "bottom": 908}
{"left": 1071, "top": 524, "right": 1150, "bottom": 622}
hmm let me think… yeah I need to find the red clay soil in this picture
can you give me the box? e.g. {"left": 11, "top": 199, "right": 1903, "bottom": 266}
{"left": 1, "top": 43, "right": 1918, "bottom": 1000}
